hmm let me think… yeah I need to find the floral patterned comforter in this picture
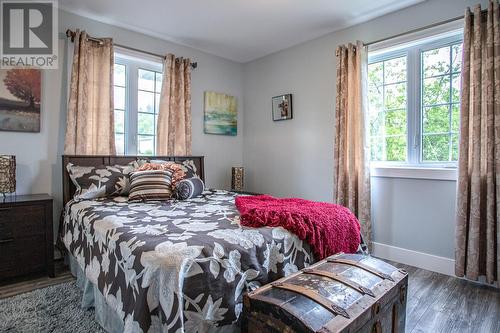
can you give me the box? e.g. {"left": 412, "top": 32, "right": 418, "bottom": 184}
{"left": 62, "top": 190, "right": 313, "bottom": 333}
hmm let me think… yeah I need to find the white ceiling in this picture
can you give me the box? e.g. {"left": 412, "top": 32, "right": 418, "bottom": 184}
{"left": 60, "top": 0, "right": 425, "bottom": 63}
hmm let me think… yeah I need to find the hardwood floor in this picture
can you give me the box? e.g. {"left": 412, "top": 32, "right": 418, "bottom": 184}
{"left": 387, "top": 261, "right": 500, "bottom": 333}
{"left": 0, "top": 259, "right": 73, "bottom": 299}
{"left": 0, "top": 259, "right": 498, "bottom": 332}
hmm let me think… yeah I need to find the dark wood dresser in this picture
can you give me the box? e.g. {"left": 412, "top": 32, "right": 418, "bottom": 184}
{"left": 0, "top": 194, "right": 54, "bottom": 283}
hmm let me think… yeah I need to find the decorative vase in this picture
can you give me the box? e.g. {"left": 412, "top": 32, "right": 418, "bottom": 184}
{"left": 0, "top": 155, "right": 16, "bottom": 197}
{"left": 231, "top": 167, "right": 244, "bottom": 191}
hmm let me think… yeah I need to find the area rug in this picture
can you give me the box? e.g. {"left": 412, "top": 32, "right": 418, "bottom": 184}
{"left": 0, "top": 281, "right": 105, "bottom": 333}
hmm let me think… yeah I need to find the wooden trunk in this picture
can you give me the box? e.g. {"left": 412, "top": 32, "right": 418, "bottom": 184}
{"left": 242, "top": 253, "right": 408, "bottom": 333}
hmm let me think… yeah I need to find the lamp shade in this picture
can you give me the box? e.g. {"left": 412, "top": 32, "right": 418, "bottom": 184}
{"left": 231, "top": 167, "right": 244, "bottom": 191}
{"left": 0, "top": 155, "right": 16, "bottom": 194}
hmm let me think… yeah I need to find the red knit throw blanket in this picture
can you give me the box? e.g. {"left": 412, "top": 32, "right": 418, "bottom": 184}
{"left": 235, "top": 195, "right": 361, "bottom": 260}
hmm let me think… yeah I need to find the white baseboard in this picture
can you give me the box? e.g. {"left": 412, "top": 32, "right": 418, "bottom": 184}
{"left": 372, "top": 242, "right": 455, "bottom": 276}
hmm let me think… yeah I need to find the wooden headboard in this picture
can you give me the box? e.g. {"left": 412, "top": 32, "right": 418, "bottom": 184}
{"left": 62, "top": 155, "right": 205, "bottom": 206}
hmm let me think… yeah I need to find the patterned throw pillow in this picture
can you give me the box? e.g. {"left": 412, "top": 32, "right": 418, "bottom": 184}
{"left": 177, "top": 159, "right": 199, "bottom": 179}
{"left": 128, "top": 169, "right": 174, "bottom": 202}
{"left": 175, "top": 177, "right": 205, "bottom": 200}
{"left": 137, "top": 162, "right": 186, "bottom": 188}
{"left": 67, "top": 162, "right": 137, "bottom": 201}
{"left": 148, "top": 159, "right": 199, "bottom": 178}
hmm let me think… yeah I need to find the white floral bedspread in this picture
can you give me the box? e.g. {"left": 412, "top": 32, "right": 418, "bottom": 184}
{"left": 62, "top": 190, "right": 313, "bottom": 333}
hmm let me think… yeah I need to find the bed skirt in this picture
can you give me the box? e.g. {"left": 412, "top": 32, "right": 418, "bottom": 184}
{"left": 67, "top": 254, "right": 125, "bottom": 333}
{"left": 67, "top": 254, "right": 240, "bottom": 333}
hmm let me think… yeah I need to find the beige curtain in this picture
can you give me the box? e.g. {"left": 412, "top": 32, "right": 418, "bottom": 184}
{"left": 334, "top": 41, "right": 372, "bottom": 246}
{"left": 455, "top": 2, "right": 499, "bottom": 284}
{"left": 157, "top": 54, "right": 192, "bottom": 155}
{"left": 64, "top": 30, "right": 115, "bottom": 155}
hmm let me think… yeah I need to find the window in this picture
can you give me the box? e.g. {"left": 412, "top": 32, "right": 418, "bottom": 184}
{"left": 368, "top": 35, "right": 463, "bottom": 166}
{"left": 421, "top": 43, "right": 462, "bottom": 162}
{"left": 368, "top": 56, "right": 408, "bottom": 162}
{"left": 113, "top": 53, "right": 163, "bottom": 155}
{"left": 114, "top": 63, "right": 126, "bottom": 154}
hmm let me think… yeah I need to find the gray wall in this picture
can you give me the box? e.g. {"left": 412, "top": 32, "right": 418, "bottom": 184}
{"left": 242, "top": 0, "right": 487, "bottom": 259}
{"left": 0, "top": 9, "right": 244, "bottom": 236}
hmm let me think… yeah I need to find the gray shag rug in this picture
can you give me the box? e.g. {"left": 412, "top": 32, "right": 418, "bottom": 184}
{"left": 0, "top": 281, "right": 105, "bottom": 333}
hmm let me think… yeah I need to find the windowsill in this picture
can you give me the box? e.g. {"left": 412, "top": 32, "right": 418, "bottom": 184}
{"left": 370, "top": 165, "right": 457, "bottom": 181}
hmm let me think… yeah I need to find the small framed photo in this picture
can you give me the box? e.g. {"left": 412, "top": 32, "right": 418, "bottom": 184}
{"left": 272, "top": 94, "right": 292, "bottom": 121}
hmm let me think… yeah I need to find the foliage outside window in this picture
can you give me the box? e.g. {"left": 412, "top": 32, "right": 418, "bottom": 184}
{"left": 136, "top": 69, "right": 162, "bottom": 155}
{"left": 113, "top": 54, "right": 163, "bottom": 155}
{"left": 368, "top": 56, "right": 408, "bottom": 162}
{"left": 368, "top": 35, "right": 463, "bottom": 166}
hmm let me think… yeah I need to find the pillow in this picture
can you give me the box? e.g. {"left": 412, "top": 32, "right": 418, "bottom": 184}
{"left": 137, "top": 162, "right": 186, "bottom": 188}
{"left": 148, "top": 159, "right": 199, "bottom": 179}
{"left": 175, "top": 177, "right": 205, "bottom": 200}
{"left": 67, "top": 162, "right": 137, "bottom": 200}
{"left": 128, "top": 169, "right": 174, "bottom": 202}
{"left": 178, "top": 159, "right": 199, "bottom": 179}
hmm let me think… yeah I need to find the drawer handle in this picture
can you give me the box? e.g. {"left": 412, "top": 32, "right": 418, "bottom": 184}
{"left": 0, "top": 207, "right": 11, "bottom": 211}
{"left": 0, "top": 238, "right": 14, "bottom": 244}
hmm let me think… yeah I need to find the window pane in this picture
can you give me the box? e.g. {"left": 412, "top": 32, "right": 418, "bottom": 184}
{"left": 386, "top": 136, "right": 406, "bottom": 161}
{"left": 114, "top": 64, "right": 126, "bottom": 87}
{"left": 422, "top": 75, "right": 450, "bottom": 106}
{"left": 155, "top": 72, "right": 163, "bottom": 93}
{"left": 384, "top": 57, "right": 406, "bottom": 83}
{"left": 370, "top": 137, "right": 384, "bottom": 161}
{"left": 138, "top": 135, "right": 154, "bottom": 155}
{"left": 138, "top": 69, "right": 155, "bottom": 91}
{"left": 138, "top": 113, "right": 155, "bottom": 135}
{"left": 369, "top": 86, "right": 383, "bottom": 114}
{"left": 451, "top": 133, "right": 459, "bottom": 161}
{"left": 370, "top": 112, "right": 384, "bottom": 137}
{"left": 423, "top": 105, "right": 449, "bottom": 134}
{"left": 421, "top": 42, "right": 462, "bottom": 164}
{"left": 451, "top": 74, "right": 461, "bottom": 103}
{"left": 138, "top": 90, "right": 155, "bottom": 113}
{"left": 115, "top": 133, "right": 124, "bottom": 155}
{"left": 451, "top": 44, "right": 462, "bottom": 73}
{"left": 451, "top": 104, "right": 460, "bottom": 132}
{"left": 114, "top": 110, "right": 125, "bottom": 133}
{"left": 114, "top": 86, "right": 125, "bottom": 110}
{"left": 368, "top": 56, "right": 408, "bottom": 163}
{"left": 368, "top": 62, "right": 383, "bottom": 87}
{"left": 385, "top": 109, "right": 406, "bottom": 135}
{"left": 155, "top": 93, "right": 160, "bottom": 113}
{"left": 422, "top": 134, "right": 449, "bottom": 161}
{"left": 384, "top": 83, "right": 406, "bottom": 110}
{"left": 422, "top": 46, "right": 450, "bottom": 77}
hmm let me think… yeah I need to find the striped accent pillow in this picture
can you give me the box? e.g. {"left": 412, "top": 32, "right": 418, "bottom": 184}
{"left": 128, "top": 169, "right": 174, "bottom": 201}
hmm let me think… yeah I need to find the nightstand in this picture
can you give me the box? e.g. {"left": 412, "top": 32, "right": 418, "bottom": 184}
{"left": 0, "top": 194, "right": 54, "bottom": 282}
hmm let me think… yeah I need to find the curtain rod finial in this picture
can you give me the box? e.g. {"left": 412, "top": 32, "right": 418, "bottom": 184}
{"left": 66, "top": 29, "right": 76, "bottom": 42}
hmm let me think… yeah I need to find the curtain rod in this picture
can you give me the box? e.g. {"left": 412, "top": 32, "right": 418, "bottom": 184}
{"left": 335, "top": 14, "right": 463, "bottom": 56}
{"left": 336, "top": 9, "right": 490, "bottom": 56}
{"left": 363, "top": 14, "right": 464, "bottom": 47}
{"left": 65, "top": 29, "right": 198, "bottom": 69}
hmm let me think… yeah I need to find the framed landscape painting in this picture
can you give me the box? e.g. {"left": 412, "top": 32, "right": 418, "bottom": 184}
{"left": 204, "top": 91, "right": 237, "bottom": 136}
{"left": 0, "top": 68, "right": 41, "bottom": 132}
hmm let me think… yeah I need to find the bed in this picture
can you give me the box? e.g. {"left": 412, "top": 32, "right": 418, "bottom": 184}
{"left": 60, "top": 155, "right": 314, "bottom": 333}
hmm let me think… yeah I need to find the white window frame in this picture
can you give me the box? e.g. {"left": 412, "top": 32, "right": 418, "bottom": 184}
{"left": 368, "top": 29, "right": 463, "bottom": 179}
{"left": 114, "top": 50, "right": 163, "bottom": 155}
